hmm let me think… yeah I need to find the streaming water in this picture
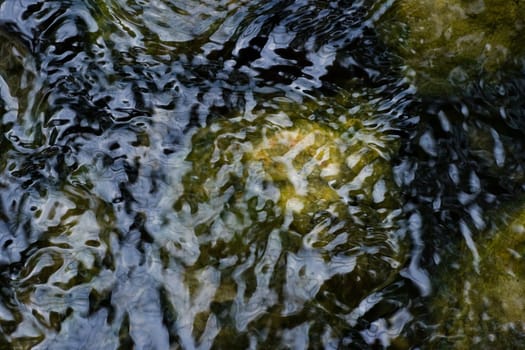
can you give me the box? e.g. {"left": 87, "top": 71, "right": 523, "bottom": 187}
{"left": 0, "top": 0, "right": 524, "bottom": 349}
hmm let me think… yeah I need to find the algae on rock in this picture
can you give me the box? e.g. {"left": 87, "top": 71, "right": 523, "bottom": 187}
{"left": 429, "top": 205, "right": 525, "bottom": 348}
{"left": 378, "top": 0, "right": 525, "bottom": 95}
{"left": 156, "top": 92, "right": 409, "bottom": 346}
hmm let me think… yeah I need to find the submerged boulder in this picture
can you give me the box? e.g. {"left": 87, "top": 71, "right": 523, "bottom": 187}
{"left": 155, "top": 92, "right": 409, "bottom": 347}
{"left": 0, "top": 90, "right": 410, "bottom": 348}
{"left": 429, "top": 205, "right": 525, "bottom": 348}
{"left": 378, "top": 0, "right": 525, "bottom": 95}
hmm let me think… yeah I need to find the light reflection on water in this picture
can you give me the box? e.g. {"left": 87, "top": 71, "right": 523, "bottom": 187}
{"left": 0, "top": 0, "right": 524, "bottom": 348}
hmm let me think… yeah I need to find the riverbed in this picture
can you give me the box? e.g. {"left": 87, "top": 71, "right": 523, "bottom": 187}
{"left": 0, "top": 0, "right": 524, "bottom": 348}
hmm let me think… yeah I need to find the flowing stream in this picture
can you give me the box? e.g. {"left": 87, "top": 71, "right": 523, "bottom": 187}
{"left": 0, "top": 0, "right": 524, "bottom": 348}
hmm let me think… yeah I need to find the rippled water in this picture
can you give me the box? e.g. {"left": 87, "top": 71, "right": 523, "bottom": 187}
{"left": 0, "top": 0, "right": 525, "bottom": 348}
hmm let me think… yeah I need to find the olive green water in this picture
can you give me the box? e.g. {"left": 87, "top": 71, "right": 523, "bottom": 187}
{"left": 0, "top": 0, "right": 525, "bottom": 349}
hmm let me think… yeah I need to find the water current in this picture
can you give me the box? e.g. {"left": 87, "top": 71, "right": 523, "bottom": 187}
{"left": 0, "top": 0, "right": 524, "bottom": 348}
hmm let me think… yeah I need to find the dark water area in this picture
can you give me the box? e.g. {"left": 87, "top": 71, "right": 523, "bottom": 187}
{"left": 0, "top": 0, "right": 524, "bottom": 348}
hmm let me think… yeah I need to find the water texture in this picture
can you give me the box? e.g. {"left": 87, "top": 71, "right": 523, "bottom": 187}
{"left": 0, "top": 0, "right": 524, "bottom": 348}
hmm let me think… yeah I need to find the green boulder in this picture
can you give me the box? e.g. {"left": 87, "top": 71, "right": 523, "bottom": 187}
{"left": 430, "top": 205, "right": 525, "bottom": 348}
{"left": 378, "top": 0, "right": 525, "bottom": 95}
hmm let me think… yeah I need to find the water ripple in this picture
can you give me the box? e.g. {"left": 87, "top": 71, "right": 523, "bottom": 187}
{"left": 1, "top": 0, "right": 523, "bottom": 348}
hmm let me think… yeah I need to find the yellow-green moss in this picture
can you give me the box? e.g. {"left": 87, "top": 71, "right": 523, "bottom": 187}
{"left": 430, "top": 205, "right": 525, "bottom": 348}
{"left": 179, "top": 94, "right": 401, "bottom": 234}
{"left": 378, "top": 0, "right": 525, "bottom": 95}
{"left": 169, "top": 93, "right": 407, "bottom": 342}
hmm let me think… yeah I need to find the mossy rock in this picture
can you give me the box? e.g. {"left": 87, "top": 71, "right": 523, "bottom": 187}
{"left": 429, "top": 205, "right": 525, "bottom": 348}
{"left": 378, "top": 0, "right": 525, "bottom": 95}
{"left": 179, "top": 94, "right": 401, "bottom": 234}
{"left": 164, "top": 93, "right": 408, "bottom": 345}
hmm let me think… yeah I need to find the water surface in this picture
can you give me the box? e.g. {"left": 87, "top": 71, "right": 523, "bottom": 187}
{"left": 0, "top": 0, "right": 524, "bottom": 348}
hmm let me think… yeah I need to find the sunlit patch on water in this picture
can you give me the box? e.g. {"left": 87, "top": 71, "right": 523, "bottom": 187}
{"left": 1, "top": 93, "right": 410, "bottom": 347}
{"left": 0, "top": 0, "right": 525, "bottom": 348}
{"left": 0, "top": 0, "right": 416, "bottom": 347}
{"left": 426, "top": 204, "right": 525, "bottom": 348}
{"left": 152, "top": 94, "right": 407, "bottom": 346}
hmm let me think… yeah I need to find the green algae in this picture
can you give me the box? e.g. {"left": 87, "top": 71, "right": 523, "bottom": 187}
{"left": 378, "top": 0, "right": 525, "bottom": 95}
{"left": 6, "top": 0, "right": 520, "bottom": 347}
{"left": 2, "top": 89, "right": 410, "bottom": 348}
{"left": 165, "top": 92, "right": 408, "bottom": 344}
{"left": 179, "top": 91, "right": 402, "bottom": 232}
{"left": 429, "top": 204, "right": 525, "bottom": 348}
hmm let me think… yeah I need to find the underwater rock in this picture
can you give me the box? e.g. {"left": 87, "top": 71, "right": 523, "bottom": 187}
{"left": 429, "top": 204, "right": 525, "bottom": 348}
{"left": 0, "top": 0, "right": 418, "bottom": 347}
{"left": 151, "top": 92, "right": 409, "bottom": 347}
{"left": 0, "top": 89, "right": 411, "bottom": 348}
{"left": 378, "top": 0, "right": 525, "bottom": 95}
{"left": 1, "top": 92, "right": 410, "bottom": 349}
